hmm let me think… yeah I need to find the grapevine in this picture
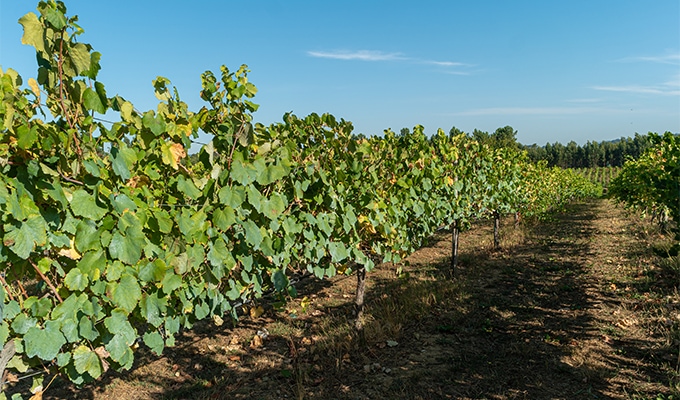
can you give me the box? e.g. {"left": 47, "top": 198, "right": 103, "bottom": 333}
{"left": 0, "top": 1, "right": 601, "bottom": 395}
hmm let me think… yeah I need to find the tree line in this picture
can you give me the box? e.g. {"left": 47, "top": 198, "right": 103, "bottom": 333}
{"left": 406, "top": 126, "right": 657, "bottom": 169}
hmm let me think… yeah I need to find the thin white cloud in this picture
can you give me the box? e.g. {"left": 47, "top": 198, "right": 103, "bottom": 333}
{"left": 440, "top": 70, "right": 472, "bottom": 76}
{"left": 425, "top": 60, "right": 467, "bottom": 67}
{"left": 566, "top": 98, "right": 604, "bottom": 103}
{"left": 307, "top": 50, "right": 404, "bottom": 61}
{"left": 453, "top": 107, "right": 624, "bottom": 116}
{"left": 593, "top": 84, "right": 680, "bottom": 96}
{"left": 307, "top": 49, "right": 472, "bottom": 74}
{"left": 619, "top": 53, "right": 680, "bottom": 64}
{"left": 665, "top": 73, "right": 680, "bottom": 87}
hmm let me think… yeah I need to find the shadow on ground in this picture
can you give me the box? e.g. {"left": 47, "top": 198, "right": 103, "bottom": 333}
{"left": 16, "top": 199, "right": 674, "bottom": 399}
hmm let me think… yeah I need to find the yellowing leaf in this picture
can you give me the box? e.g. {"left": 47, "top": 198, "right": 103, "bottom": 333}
{"left": 58, "top": 238, "right": 81, "bottom": 260}
{"left": 120, "top": 101, "right": 134, "bottom": 122}
{"left": 18, "top": 12, "right": 45, "bottom": 53}
{"left": 300, "top": 296, "right": 311, "bottom": 312}
{"left": 127, "top": 175, "right": 150, "bottom": 188}
{"left": 336, "top": 264, "right": 349, "bottom": 274}
{"left": 249, "top": 305, "right": 264, "bottom": 319}
{"left": 27, "top": 78, "right": 40, "bottom": 101}
{"left": 161, "top": 142, "right": 186, "bottom": 170}
{"left": 177, "top": 123, "right": 192, "bottom": 137}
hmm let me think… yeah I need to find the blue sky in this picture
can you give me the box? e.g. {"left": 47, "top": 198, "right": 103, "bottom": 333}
{"left": 1, "top": 1, "right": 679, "bottom": 147}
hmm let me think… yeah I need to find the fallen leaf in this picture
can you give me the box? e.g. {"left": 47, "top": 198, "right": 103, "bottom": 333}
{"left": 251, "top": 335, "right": 263, "bottom": 349}
{"left": 29, "top": 384, "right": 43, "bottom": 400}
{"left": 95, "top": 346, "right": 110, "bottom": 373}
{"left": 250, "top": 305, "right": 265, "bottom": 319}
{"left": 5, "top": 372, "right": 18, "bottom": 383}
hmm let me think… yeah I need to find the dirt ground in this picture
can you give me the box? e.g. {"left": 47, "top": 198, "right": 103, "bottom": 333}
{"left": 9, "top": 198, "right": 680, "bottom": 399}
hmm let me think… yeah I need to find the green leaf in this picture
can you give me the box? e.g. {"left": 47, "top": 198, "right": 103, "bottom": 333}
{"left": 139, "top": 259, "right": 168, "bottom": 283}
{"left": 83, "top": 84, "right": 106, "bottom": 114}
{"left": 316, "top": 213, "right": 333, "bottom": 237}
{"left": 195, "top": 301, "right": 209, "bottom": 320}
{"left": 108, "top": 226, "right": 145, "bottom": 265}
{"left": 104, "top": 310, "right": 137, "bottom": 363}
{"left": 109, "top": 274, "right": 142, "bottom": 313}
{"left": 140, "top": 291, "right": 167, "bottom": 328}
{"left": 262, "top": 193, "right": 287, "bottom": 221}
{"left": 212, "top": 206, "right": 235, "bottom": 231}
{"left": 161, "top": 273, "right": 182, "bottom": 294}
{"left": 241, "top": 220, "right": 263, "bottom": 248}
{"left": 176, "top": 175, "right": 201, "bottom": 199}
{"left": 230, "top": 160, "right": 258, "bottom": 185}
{"left": 0, "top": 324, "right": 8, "bottom": 347}
{"left": 77, "top": 249, "right": 105, "bottom": 279}
{"left": 272, "top": 269, "right": 289, "bottom": 292}
{"left": 257, "top": 164, "right": 287, "bottom": 185}
{"left": 73, "top": 345, "right": 102, "bottom": 379}
{"left": 16, "top": 124, "right": 38, "bottom": 150}
{"left": 111, "top": 194, "right": 137, "bottom": 214}
{"left": 111, "top": 144, "right": 136, "bottom": 181}
{"left": 142, "top": 111, "right": 166, "bottom": 136}
{"left": 3, "top": 301, "right": 20, "bottom": 321}
{"left": 4, "top": 215, "right": 47, "bottom": 259}
{"left": 152, "top": 209, "right": 173, "bottom": 234}
{"left": 64, "top": 267, "right": 89, "bottom": 292}
{"left": 207, "top": 237, "right": 230, "bottom": 279}
{"left": 82, "top": 159, "right": 101, "bottom": 178}
{"left": 143, "top": 331, "right": 164, "bottom": 355}
{"left": 75, "top": 219, "right": 100, "bottom": 253}
{"left": 18, "top": 13, "right": 45, "bottom": 53}
{"left": 43, "top": 7, "right": 67, "bottom": 30}
{"left": 177, "top": 209, "right": 207, "bottom": 240}
{"left": 9, "top": 195, "right": 33, "bottom": 221}
{"left": 7, "top": 354, "right": 30, "bottom": 374}
{"left": 105, "top": 333, "right": 134, "bottom": 365}
{"left": 328, "top": 241, "right": 349, "bottom": 262}
{"left": 28, "top": 297, "right": 52, "bottom": 318}
{"left": 11, "top": 313, "right": 37, "bottom": 334}
{"left": 165, "top": 316, "right": 180, "bottom": 336}
{"left": 70, "top": 189, "right": 107, "bottom": 220}
{"left": 246, "top": 185, "right": 262, "bottom": 212}
{"left": 61, "top": 317, "right": 80, "bottom": 342}
{"left": 51, "top": 293, "right": 79, "bottom": 321}
{"left": 187, "top": 244, "right": 205, "bottom": 271}
{"left": 79, "top": 316, "right": 98, "bottom": 341}
{"left": 218, "top": 185, "right": 246, "bottom": 208}
{"left": 281, "top": 216, "right": 302, "bottom": 234}
{"left": 86, "top": 51, "right": 102, "bottom": 80}
{"left": 68, "top": 43, "right": 92, "bottom": 76}
{"left": 24, "top": 321, "right": 66, "bottom": 361}
{"left": 106, "top": 260, "right": 125, "bottom": 281}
